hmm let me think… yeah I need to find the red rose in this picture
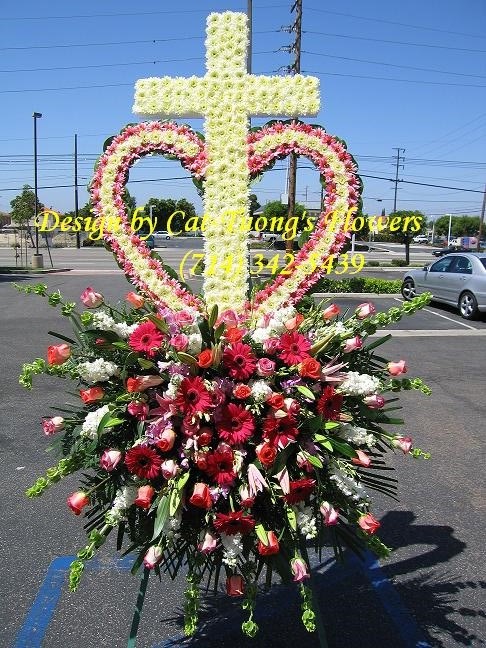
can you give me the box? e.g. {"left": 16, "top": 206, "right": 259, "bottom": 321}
{"left": 266, "top": 393, "right": 285, "bottom": 410}
{"left": 298, "top": 357, "right": 322, "bottom": 380}
{"left": 256, "top": 443, "right": 277, "bottom": 468}
{"left": 196, "top": 451, "right": 209, "bottom": 471}
{"left": 196, "top": 426, "right": 213, "bottom": 446}
{"left": 189, "top": 482, "right": 212, "bottom": 509}
{"left": 225, "top": 327, "right": 244, "bottom": 344}
{"left": 226, "top": 575, "right": 244, "bottom": 596}
{"left": 197, "top": 349, "right": 213, "bottom": 368}
{"left": 47, "top": 343, "right": 71, "bottom": 366}
{"left": 79, "top": 386, "right": 104, "bottom": 403}
{"left": 134, "top": 485, "right": 155, "bottom": 509}
{"left": 233, "top": 384, "right": 252, "bottom": 399}
{"left": 257, "top": 530, "right": 280, "bottom": 556}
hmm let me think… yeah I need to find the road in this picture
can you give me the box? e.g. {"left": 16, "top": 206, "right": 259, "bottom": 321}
{"left": 1, "top": 272, "right": 485, "bottom": 647}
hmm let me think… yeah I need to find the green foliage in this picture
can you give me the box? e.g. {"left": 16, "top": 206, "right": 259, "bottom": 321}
{"left": 433, "top": 214, "right": 480, "bottom": 237}
{"left": 145, "top": 197, "right": 196, "bottom": 232}
{"left": 313, "top": 276, "right": 402, "bottom": 294}
{"left": 10, "top": 184, "right": 44, "bottom": 225}
{"left": 26, "top": 455, "right": 82, "bottom": 497}
{"left": 262, "top": 200, "right": 306, "bottom": 222}
{"left": 391, "top": 259, "right": 408, "bottom": 267}
{"left": 249, "top": 193, "right": 260, "bottom": 216}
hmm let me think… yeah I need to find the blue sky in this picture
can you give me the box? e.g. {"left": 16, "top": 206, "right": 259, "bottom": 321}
{"left": 0, "top": 0, "right": 485, "bottom": 220}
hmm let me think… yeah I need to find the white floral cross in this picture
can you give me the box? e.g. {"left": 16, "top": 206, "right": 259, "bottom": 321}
{"left": 133, "top": 11, "right": 319, "bottom": 312}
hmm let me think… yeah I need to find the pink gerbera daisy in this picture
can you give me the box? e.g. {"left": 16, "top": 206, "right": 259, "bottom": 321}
{"left": 217, "top": 403, "right": 255, "bottom": 445}
{"left": 129, "top": 321, "right": 164, "bottom": 357}
{"left": 278, "top": 332, "right": 311, "bottom": 365}
{"left": 125, "top": 445, "right": 161, "bottom": 479}
{"left": 223, "top": 342, "right": 257, "bottom": 381}
{"left": 174, "top": 376, "right": 212, "bottom": 416}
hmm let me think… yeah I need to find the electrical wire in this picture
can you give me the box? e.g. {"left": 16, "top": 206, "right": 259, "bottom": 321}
{"left": 306, "top": 70, "right": 486, "bottom": 89}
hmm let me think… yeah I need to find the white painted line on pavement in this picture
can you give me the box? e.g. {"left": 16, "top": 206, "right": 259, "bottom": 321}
{"left": 393, "top": 297, "right": 477, "bottom": 330}
{"left": 370, "top": 329, "right": 486, "bottom": 337}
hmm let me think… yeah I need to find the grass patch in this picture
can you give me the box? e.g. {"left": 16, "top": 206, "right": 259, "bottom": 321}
{"left": 313, "top": 276, "right": 401, "bottom": 294}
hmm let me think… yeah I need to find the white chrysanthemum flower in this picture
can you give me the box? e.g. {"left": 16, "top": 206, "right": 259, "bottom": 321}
{"left": 221, "top": 532, "right": 243, "bottom": 567}
{"left": 81, "top": 405, "right": 110, "bottom": 439}
{"left": 250, "top": 380, "right": 273, "bottom": 402}
{"left": 339, "top": 372, "right": 381, "bottom": 397}
{"left": 330, "top": 467, "right": 368, "bottom": 502}
{"left": 297, "top": 506, "right": 318, "bottom": 540}
{"left": 187, "top": 333, "right": 202, "bottom": 355}
{"left": 77, "top": 359, "right": 119, "bottom": 383}
{"left": 250, "top": 327, "right": 271, "bottom": 344}
{"left": 339, "top": 423, "right": 376, "bottom": 447}
{"left": 106, "top": 485, "right": 138, "bottom": 524}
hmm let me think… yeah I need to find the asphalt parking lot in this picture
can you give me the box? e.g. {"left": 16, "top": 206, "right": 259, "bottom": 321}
{"left": 1, "top": 272, "right": 485, "bottom": 648}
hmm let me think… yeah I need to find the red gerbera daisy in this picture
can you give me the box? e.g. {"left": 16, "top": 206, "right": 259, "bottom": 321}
{"left": 174, "top": 376, "right": 212, "bottom": 416}
{"left": 214, "top": 511, "right": 256, "bottom": 535}
{"left": 205, "top": 449, "right": 236, "bottom": 486}
{"left": 284, "top": 479, "right": 316, "bottom": 504}
{"left": 262, "top": 414, "right": 299, "bottom": 449}
{"left": 317, "top": 386, "right": 343, "bottom": 420}
{"left": 125, "top": 445, "right": 161, "bottom": 479}
{"left": 223, "top": 342, "right": 257, "bottom": 380}
{"left": 129, "top": 321, "right": 164, "bottom": 357}
{"left": 278, "top": 332, "right": 311, "bottom": 365}
{"left": 217, "top": 403, "right": 255, "bottom": 445}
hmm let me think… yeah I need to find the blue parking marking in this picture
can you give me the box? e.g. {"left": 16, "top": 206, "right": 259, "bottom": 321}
{"left": 14, "top": 551, "right": 431, "bottom": 648}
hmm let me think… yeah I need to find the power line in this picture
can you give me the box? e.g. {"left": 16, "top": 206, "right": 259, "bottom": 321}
{"left": 306, "top": 70, "right": 486, "bottom": 89}
{"left": 304, "top": 31, "right": 486, "bottom": 54}
{"left": 305, "top": 7, "right": 486, "bottom": 40}
{"left": 302, "top": 50, "right": 486, "bottom": 79}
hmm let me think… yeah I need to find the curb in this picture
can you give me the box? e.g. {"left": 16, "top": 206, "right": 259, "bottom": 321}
{"left": 312, "top": 292, "right": 401, "bottom": 298}
{"left": 0, "top": 268, "right": 72, "bottom": 275}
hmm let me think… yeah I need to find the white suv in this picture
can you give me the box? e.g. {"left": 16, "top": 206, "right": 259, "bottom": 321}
{"left": 412, "top": 234, "right": 429, "bottom": 244}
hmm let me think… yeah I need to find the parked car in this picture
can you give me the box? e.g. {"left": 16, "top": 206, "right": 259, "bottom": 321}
{"left": 431, "top": 245, "right": 468, "bottom": 257}
{"left": 145, "top": 234, "right": 155, "bottom": 250}
{"left": 412, "top": 234, "right": 430, "bottom": 244}
{"left": 153, "top": 230, "right": 172, "bottom": 242}
{"left": 401, "top": 253, "right": 486, "bottom": 319}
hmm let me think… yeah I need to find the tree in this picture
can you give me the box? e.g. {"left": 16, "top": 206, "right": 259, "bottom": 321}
{"left": 144, "top": 197, "right": 197, "bottom": 233}
{"left": 249, "top": 194, "right": 260, "bottom": 216}
{"left": 434, "top": 215, "right": 480, "bottom": 238}
{"left": 123, "top": 189, "right": 136, "bottom": 215}
{"left": 10, "top": 185, "right": 44, "bottom": 226}
{"left": 387, "top": 210, "right": 427, "bottom": 265}
{"left": 261, "top": 200, "right": 306, "bottom": 229}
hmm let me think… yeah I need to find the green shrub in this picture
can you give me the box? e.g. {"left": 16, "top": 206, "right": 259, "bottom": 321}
{"left": 391, "top": 258, "right": 408, "bottom": 267}
{"left": 367, "top": 260, "right": 380, "bottom": 267}
{"left": 313, "top": 276, "right": 401, "bottom": 294}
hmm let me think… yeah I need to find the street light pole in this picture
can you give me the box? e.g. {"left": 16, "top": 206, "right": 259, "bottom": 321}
{"left": 32, "top": 112, "right": 43, "bottom": 268}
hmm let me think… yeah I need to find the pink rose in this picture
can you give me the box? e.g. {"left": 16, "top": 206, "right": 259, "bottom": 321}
{"left": 143, "top": 545, "right": 163, "bottom": 569}
{"left": 217, "top": 309, "right": 238, "bottom": 328}
{"left": 256, "top": 358, "right": 276, "bottom": 377}
{"left": 42, "top": 416, "right": 65, "bottom": 436}
{"left": 358, "top": 512, "right": 381, "bottom": 534}
{"left": 322, "top": 304, "right": 340, "bottom": 320}
{"left": 126, "top": 375, "right": 163, "bottom": 392}
{"left": 155, "top": 428, "right": 176, "bottom": 452}
{"left": 134, "top": 485, "right": 155, "bottom": 509}
{"left": 320, "top": 501, "right": 339, "bottom": 525}
{"left": 161, "top": 459, "right": 179, "bottom": 479}
{"left": 170, "top": 333, "right": 188, "bottom": 352}
{"left": 100, "top": 449, "right": 122, "bottom": 472}
{"left": 174, "top": 311, "right": 194, "bottom": 327}
{"left": 80, "top": 386, "right": 104, "bottom": 403}
{"left": 291, "top": 557, "right": 310, "bottom": 582}
{"left": 263, "top": 338, "right": 280, "bottom": 354}
{"left": 47, "top": 344, "right": 71, "bottom": 366}
{"left": 189, "top": 483, "right": 212, "bottom": 509}
{"left": 352, "top": 449, "right": 371, "bottom": 467}
{"left": 198, "top": 530, "right": 218, "bottom": 554}
{"left": 343, "top": 336, "right": 363, "bottom": 353}
{"left": 355, "top": 302, "right": 376, "bottom": 319}
{"left": 126, "top": 292, "right": 144, "bottom": 308}
{"left": 127, "top": 401, "right": 149, "bottom": 420}
{"left": 388, "top": 360, "right": 408, "bottom": 376}
{"left": 393, "top": 436, "right": 413, "bottom": 454}
{"left": 80, "top": 286, "right": 103, "bottom": 308}
{"left": 364, "top": 394, "right": 385, "bottom": 409}
{"left": 226, "top": 575, "right": 244, "bottom": 596}
{"left": 67, "top": 491, "right": 89, "bottom": 516}
{"left": 284, "top": 314, "right": 304, "bottom": 331}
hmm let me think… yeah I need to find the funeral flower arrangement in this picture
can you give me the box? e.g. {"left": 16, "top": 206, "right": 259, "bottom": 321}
{"left": 19, "top": 282, "right": 431, "bottom": 638}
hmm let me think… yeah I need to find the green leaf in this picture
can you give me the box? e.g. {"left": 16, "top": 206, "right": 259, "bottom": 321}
{"left": 47, "top": 330, "right": 77, "bottom": 344}
{"left": 208, "top": 304, "right": 218, "bottom": 329}
{"left": 177, "top": 352, "right": 198, "bottom": 366}
{"left": 255, "top": 524, "right": 268, "bottom": 546}
{"left": 330, "top": 438, "right": 356, "bottom": 458}
{"left": 103, "top": 417, "right": 125, "bottom": 427}
{"left": 296, "top": 385, "right": 315, "bottom": 400}
{"left": 169, "top": 489, "right": 181, "bottom": 517}
{"left": 138, "top": 358, "right": 155, "bottom": 369}
{"left": 303, "top": 453, "right": 323, "bottom": 468}
{"left": 324, "top": 421, "right": 340, "bottom": 430}
{"left": 146, "top": 314, "right": 169, "bottom": 333}
{"left": 286, "top": 508, "right": 297, "bottom": 531}
{"left": 176, "top": 471, "right": 190, "bottom": 491}
{"left": 151, "top": 495, "right": 170, "bottom": 541}
{"left": 365, "top": 334, "right": 392, "bottom": 351}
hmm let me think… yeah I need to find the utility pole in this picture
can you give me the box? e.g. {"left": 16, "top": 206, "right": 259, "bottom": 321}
{"left": 74, "top": 133, "right": 80, "bottom": 249}
{"left": 476, "top": 182, "right": 485, "bottom": 251}
{"left": 285, "top": 0, "right": 302, "bottom": 253}
{"left": 392, "top": 147, "right": 405, "bottom": 213}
